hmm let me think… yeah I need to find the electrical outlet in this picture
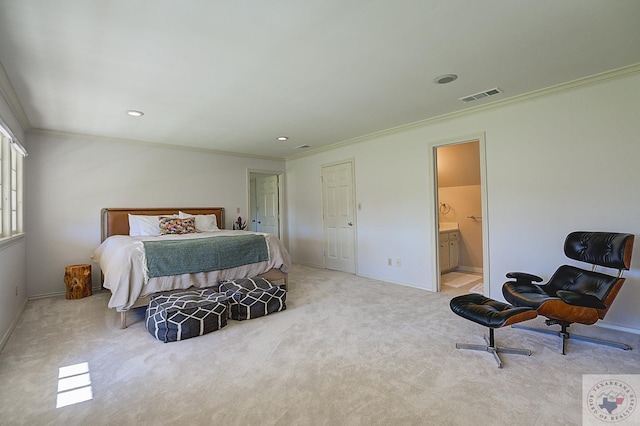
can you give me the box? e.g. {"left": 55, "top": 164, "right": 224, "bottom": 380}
{"left": 387, "top": 258, "right": 392, "bottom": 266}
{"left": 395, "top": 259, "right": 401, "bottom": 267}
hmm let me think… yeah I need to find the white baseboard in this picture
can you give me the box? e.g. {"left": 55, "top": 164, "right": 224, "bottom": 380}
{"left": 28, "top": 290, "right": 66, "bottom": 300}
{"left": 595, "top": 321, "right": 640, "bottom": 336}
{"left": 356, "top": 273, "right": 434, "bottom": 293}
{"left": 456, "top": 265, "right": 483, "bottom": 274}
{"left": 291, "top": 260, "right": 324, "bottom": 269}
{"left": 0, "top": 297, "right": 28, "bottom": 353}
{"left": 29, "top": 286, "right": 106, "bottom": 300}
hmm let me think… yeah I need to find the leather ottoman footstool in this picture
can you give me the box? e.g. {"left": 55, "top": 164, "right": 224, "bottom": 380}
{"left": 450, "top": 293, "right": 537, "bottom": 368}
{"left": 145, "top": 289, "right": 228, "bottom": 342}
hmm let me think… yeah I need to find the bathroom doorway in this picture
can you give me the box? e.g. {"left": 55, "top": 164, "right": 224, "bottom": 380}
{"left": 432, "top": 136, "right": 489, "bottom": 296}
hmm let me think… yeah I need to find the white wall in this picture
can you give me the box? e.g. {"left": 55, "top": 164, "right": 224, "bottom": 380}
{"left": 0, "top": 239, "right": 27, "bottom": 349}
{"left": 0, "top": 92, "right": 27, "bottom": 349}
{"left": 24, "top": 131, "right": 285, "bottom": 297}
{"left": 286, "top": 71, "right": 640, "bottom": 332}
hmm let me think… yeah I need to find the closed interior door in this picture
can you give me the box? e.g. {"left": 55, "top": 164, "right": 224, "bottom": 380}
{"left": 249, "top": 178, "right": 258, "bottom": 231}
{"left": 255, "top": 175, "right": 279, "bottom": 236}
{"left": 322, "top": 161, "right": 356, "bottom": 273}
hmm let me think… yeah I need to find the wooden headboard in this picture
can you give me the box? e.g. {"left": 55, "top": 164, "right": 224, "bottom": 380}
{"left": 101, "top": 207, "right": 225, "bottom": 241}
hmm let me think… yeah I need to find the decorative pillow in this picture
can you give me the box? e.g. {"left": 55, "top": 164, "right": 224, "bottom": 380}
{"left": 129, "top": 214, "right": 163, "bottom": 236}
{"left": 179, "top": 211, "right": 219, "bottom": 232}
{"left": 159, "top": 216, "right": 196, "bottom": 235}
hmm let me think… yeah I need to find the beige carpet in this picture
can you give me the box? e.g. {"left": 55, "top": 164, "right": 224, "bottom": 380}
{"left": 1, "top": 264, "right": 640, "bottom": 425}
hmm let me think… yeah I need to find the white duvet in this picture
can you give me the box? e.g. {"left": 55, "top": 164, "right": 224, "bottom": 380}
{"left": 91, "top": 230, "right": 291, "bottom": 312}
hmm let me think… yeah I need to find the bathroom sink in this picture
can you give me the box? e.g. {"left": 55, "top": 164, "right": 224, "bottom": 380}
{"left": 439, "top": 222, "right": 459, "bottom": 232}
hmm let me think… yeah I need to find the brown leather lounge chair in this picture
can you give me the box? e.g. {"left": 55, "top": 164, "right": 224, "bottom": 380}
{"left": 502, "top": 231, "right": 634, "bottom": 354}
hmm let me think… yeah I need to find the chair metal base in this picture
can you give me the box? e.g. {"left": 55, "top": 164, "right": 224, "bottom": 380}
{"left": 512, "top": 323, "right": 632, "bottom": 355}
{"left": 455, "top": 328, "right": 532, "bottom": 368}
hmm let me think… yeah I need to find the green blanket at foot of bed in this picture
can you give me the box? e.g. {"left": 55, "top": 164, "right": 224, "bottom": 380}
{"left": 143, "top": 234, "right": 269, "bottom": 278}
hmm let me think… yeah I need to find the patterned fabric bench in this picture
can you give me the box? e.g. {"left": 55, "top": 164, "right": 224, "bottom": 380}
{"left": 219, "top": 277, "right": 286, "bottom": 320}
{"left": 145, "top": 289, "right": 228, "bottom": 342}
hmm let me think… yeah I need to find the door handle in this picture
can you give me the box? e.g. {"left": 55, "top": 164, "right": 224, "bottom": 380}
{"left": 348, "top": 222, "right": 353, "bottom": 226}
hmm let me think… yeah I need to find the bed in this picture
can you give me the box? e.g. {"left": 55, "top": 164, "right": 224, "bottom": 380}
{"left": 92, "top": 207, "right": 291, "bottom": 328}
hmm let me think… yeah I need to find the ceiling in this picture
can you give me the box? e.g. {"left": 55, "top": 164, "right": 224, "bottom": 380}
{"left": 1, "top": 1, "right": 639, "bottom": 159}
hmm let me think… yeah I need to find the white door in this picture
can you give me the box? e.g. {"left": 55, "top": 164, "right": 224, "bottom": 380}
{"left": 249, "top": 179, "right": 258, "bottom": 231}
{"left": 322, "top": 161, "right": 356, "bottom": 273}
{"left": 255, "top": 175, "right": 279, "bottom": 236}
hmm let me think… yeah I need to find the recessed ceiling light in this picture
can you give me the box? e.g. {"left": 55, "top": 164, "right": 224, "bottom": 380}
{"left": 277, "top": 136, "right": 288, "bottom": 141}
{"left": 434, "top": 74, "right": 458, "bottom": 84}
{"left": 127, "top": 110, "right": 144, "bottom": 117}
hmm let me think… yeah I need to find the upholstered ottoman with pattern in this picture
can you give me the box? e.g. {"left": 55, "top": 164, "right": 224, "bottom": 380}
{"left": 219, "top": 277, "right": 286, "bottom": 320}
{"left": 145, "top": 289, "right": 228, "bottom": 342}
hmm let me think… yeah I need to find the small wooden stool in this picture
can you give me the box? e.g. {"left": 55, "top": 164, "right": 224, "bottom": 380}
{"left": 64, "top": 264, "right": 92, "bottom": 299}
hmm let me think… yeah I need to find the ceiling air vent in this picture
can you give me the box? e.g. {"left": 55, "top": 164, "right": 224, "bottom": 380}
{"left": 294, "top": 144, "right": 311, "bottom": 149}
{"left": 460, "top": 87, "right": 502, "bottom": 103}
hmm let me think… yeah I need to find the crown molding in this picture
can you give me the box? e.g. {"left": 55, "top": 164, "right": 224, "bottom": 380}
{"left": 0, "top": 62, "right": 30, "bottom": 132}
{"left": 28, "top": 128, "right": 285, "bottom": 162}
{"left": 285, "top": 63, "right": 640, "bottom": 161}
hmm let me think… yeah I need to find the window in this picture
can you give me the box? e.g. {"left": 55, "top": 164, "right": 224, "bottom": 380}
{"left": 11, "top": 143, "right": 21, "bottom": 233}
{"left": 0, "top": 136, "right": 3, "bottom": 236}
{"left": 0, "top": 124, "right": 25, "bottom": 241}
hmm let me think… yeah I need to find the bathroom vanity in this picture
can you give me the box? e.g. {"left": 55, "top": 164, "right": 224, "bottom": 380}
{"left": 439, "top": 223, "right": 460, "bottom": 272}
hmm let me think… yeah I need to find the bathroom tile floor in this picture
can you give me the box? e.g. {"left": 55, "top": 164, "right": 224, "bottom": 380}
{"left": 441, "top": 271, "right": 483, "bottom": 296}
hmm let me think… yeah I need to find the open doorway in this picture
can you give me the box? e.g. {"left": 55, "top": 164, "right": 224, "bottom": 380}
{"left": 248, "top": 170, "right": 284, "bottom": 239}
{"left": 432, "top": 136, "right": 489, "bottom": 296}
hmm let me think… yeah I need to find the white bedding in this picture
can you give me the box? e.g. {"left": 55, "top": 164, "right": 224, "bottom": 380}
{"left": 91, "top": 230, "right": 291, "bottom": 312}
